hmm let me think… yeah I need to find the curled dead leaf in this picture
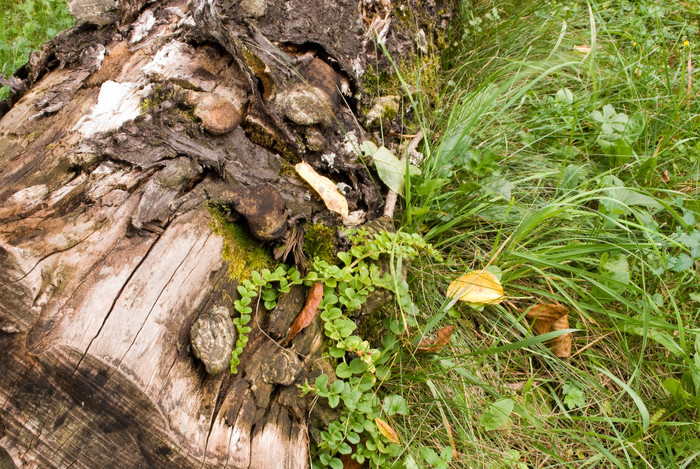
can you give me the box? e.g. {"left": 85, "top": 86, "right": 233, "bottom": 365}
{"left": 295, "top": 162, "right": 349, "bottom": 217}
{"left": 447, "top": 270, "right": 504, "bottom": 305}
{"left": 416, "top": 325, "right": 455, "bottom": 354}
{"left": 573, "top": 44, "right": 592, "bottom": 54}
{"left": 375, "top": 417, "right": 399, "bottom": 444}
{"left": 283, "top": 282, "right": 324, "bottom": 345}
{"left": 525, "top": 303, "right": 571, "bottom": 358}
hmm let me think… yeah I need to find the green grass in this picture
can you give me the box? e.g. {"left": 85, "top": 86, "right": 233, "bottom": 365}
{"left": 0, "top": 0, "right": 73, "bottom": 97}
{"left": 384, "top": 0, "right": 700, "bottom": 467}
{"left": 3, "top": 0, "right": 700, "bottom": 467}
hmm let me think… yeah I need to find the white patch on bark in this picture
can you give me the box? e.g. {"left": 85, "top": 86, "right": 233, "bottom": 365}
{"left": 47, "top": 174, "right": 87, "bottom": 206}
{"left": 129, "top": 9, "right": 157, "bottom": 44}
{"left": 142, "top": 41, "right": 217, "bottom": 92}
{"left": 73, "top": 81, "right": 152, "bottom": 138}
{"left": 8, "top": 185, "right": 49, "bottom": 210}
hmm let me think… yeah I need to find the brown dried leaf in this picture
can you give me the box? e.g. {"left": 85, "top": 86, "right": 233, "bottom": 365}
{"left": 416, "top": 325, "right": 455, "bottom": 354}
{"left": 295, "top": 162, "right": 349, "bottom": 217}
{"left": 283, "top": 282, "right": 324, "bottom": 345}
{"left": 340, "top": 452, "right": 364, "bottom": 469}
{"left": 550, "top": 313, "right": 571, "bottom": 357}
{"left": 525, "top": 303, "right": 571, "bottom": 358}
{"left": 375, "top": 417, "right": 399, "bottom": 444}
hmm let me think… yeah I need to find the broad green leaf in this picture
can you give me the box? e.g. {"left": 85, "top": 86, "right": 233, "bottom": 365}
{"left": 663, "top": 378, "right": 691, "bottom": 402}
{"left": 335, "top": 362, "right": 352, "bottom": 378}
{"left": 341, "top": 389, "right": 362, "bottom": 410}
{"left": 662, "top": 377, "right": 700, "bottom": 411}
{"left": 480, "top": 398, "right": 514, "bottom": 431}
{"left": 623, "top": 113, "right": 645, "bottom": 143}
{"left": 328, "top": 394, "right": 340, "bottom": 408}
{"left": 482, "top": 176, "right": 514, "bottom": 201}
{"left": 330, "top": 379, "right": 345, "bottom": 395}
{"left": 614, "top": 138, "right": 634, "bottom": 165}
{"left": 349, "top": 358, "right": 369, "bottom": 374}
{"left": 555, "top": 87, "right": 574, "bottom": 105}
{"left": 315, "top": 374, "right": 329, "bottom": 394}
{"left": 603, "top": 252, "right": 629, "bottom": 272}
{"left": 665, "top": 254, "right": 693, "bottom": 272}
{"left": 404, "top": 454, "right": 420, "bottom": 469}
{"left": 591, "top": 104, "right": 628, "bottom": 135}
{"left": 591, "top": 253, "right": 630, "bottom": 302}
{"left": 600, "top": 176, "right": 662, "bottom": 214}
{"left": 676, "top": 231, "right": 700, "bottom": 259}
{"left": 563, "top": 384, "right": 586, "bottom": 409}
{"left": 416, "top": 178, "right": 450, "bottom": 196}
{"left": 383, "top": 395, "right": 409, "bottom": 416}
{"left": 360, "top": 140, "right": 379, "bottom": 156}
{"left": 420, "top": 447, "right": 442, "bottom": 466}
{"left": 371, "top": 145, "right": 420, "bottom": 195}
{"left": 560, "top": 164, "right": 584, "bottom": 190}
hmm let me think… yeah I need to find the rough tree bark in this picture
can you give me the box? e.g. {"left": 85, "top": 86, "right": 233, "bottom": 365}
{"left": 0, "top": 0, "right": 447, "bottom": 467}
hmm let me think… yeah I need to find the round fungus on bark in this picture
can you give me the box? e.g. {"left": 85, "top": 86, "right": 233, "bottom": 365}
{"left": 190, "top": 306, "right": 237, "bottom": 375}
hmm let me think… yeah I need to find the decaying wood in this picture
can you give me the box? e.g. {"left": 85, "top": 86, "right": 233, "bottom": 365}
{"left": 0, "top": 0, "right": 449, "bottom": 467}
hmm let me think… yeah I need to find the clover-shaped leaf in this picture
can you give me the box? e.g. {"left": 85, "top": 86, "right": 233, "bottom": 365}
{"left": 591, "top": 104, "right": 628, "bottom": 135}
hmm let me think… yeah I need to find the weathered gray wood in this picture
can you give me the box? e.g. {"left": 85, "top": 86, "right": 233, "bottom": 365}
{"left": 0, "top": 0, "right": 447, "bottom": 466}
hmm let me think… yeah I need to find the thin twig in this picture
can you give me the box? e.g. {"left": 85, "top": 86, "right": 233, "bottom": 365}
{"left": 383, "top": 131, "right": 423, "bottom": 219}
{"left": 571, "top": 331, "right": 615, "bottom": 358}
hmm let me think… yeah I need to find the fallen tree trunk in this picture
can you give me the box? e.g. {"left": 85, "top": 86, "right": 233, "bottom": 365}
{"left": 0, "top": 0, "right": 447, "bottom": 467}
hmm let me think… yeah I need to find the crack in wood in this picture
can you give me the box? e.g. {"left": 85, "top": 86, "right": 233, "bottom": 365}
{"left": 52, "top": 420, "right": 84, "bottom": 467}
{"left": 113, "top": 231, "right": 201, "bottom": 374}
{"left": 26, "top": 231, "right": 125, "bottom": 353}
{"left": 70, "top": 232, "right": 162, "bottom": 379}
{"left": 6, "top": 172, "right": 141, "bottom": 289}
{"left": 8, "top": 224, "right": 102, "bottom": 287}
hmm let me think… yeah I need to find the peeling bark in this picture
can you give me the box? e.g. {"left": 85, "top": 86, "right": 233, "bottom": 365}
{"left": 0, "top": 0, "right": 447, "bottom": 467}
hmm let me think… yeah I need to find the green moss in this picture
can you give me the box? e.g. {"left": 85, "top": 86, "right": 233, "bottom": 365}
{"left": 209, "top": 205, "right": 274, "bottom": 281}
{"left": 304, "top": 223, "right": 336, "bottom": 264}
{"left": 239, "top": 42, "right": 275, "bottom": 100}
{"left": 36, "top": 157, "right": 73, "bottom": 190}
{"left": 279, "top": 160, "right": 297, "bottom": 178}
{"left": 360, "top": 1, "right": 449, "bottom": 111}
{"left": 26, "top": 131, "right": 40, "bottom": 143}
{"left": 39, "top": 264, "right": 75, "bottom": 296}
{"left": 140, "top": 84, "right": 167, "bottom": 113}
{"left": 361, "top": 67, "right": 401, "bottom": 98}
{"left": 382, "top": 103, "right": 398, "bottom": 121}
{"left": 140, "top": 84, "right": 196, "bottom": 120}
{"left": 243, "top": 119, "right": 298, "bottom": 163}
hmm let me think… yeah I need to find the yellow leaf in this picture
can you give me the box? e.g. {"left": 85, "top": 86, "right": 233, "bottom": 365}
{"left": 375, "top": 418, "right": 399, "bottom": 444}
{"left": 447, "top": 270, "right": 504, "bottom": 304}
{"left": 295, "top": 162, "right": 349, "bottom": 217}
